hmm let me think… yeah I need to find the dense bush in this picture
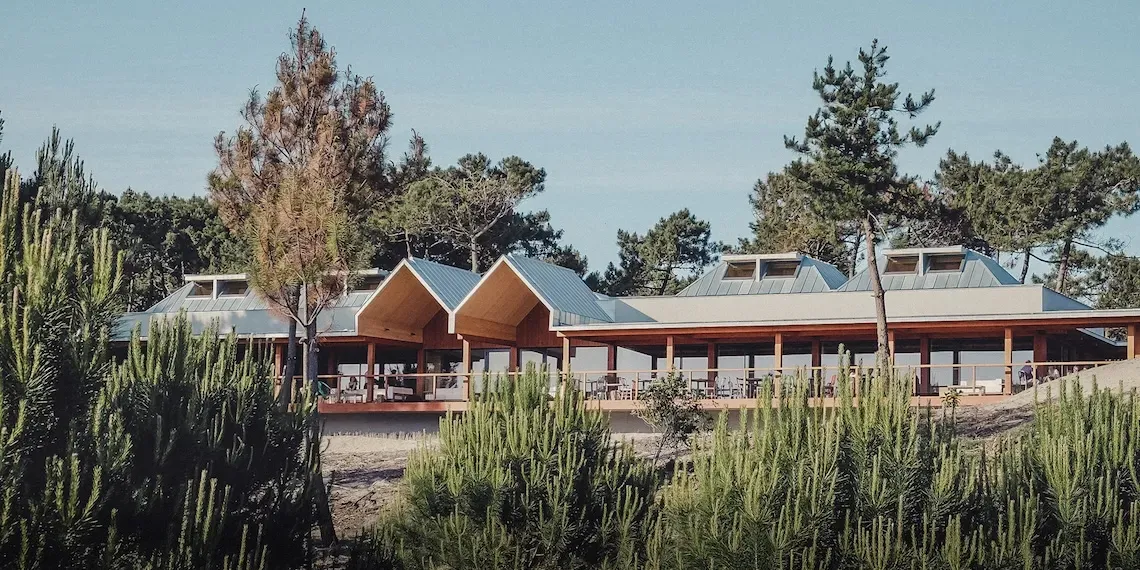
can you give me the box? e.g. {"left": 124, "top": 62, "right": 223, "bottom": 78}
{"left": 361, "top": 368, "right": 659, "bottom": 570}
{"left": 353, "top": 358, "right": 1140, "bottom": 570}
{"left": 0, "top": 170, "right": 320, "bottom": 569}
{"left": 652, "top": 370, "right": 1140, "bottom": 569}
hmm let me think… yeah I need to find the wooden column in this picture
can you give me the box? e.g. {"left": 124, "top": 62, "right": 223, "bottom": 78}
{"left": 773, "top": 333, "right": 784, "bottom": 396}
{"left": 462, "top": 339, "right": 472, "bottom": 401}
{"left": 1003, "top": 328, "right": 1014, "bottom": 395}
{"left": 273, "top": 344, "right": 283, "bottom": 398}
{"left": 1129, "top": 325, "right": 1138, "bottom": 359}
{"left": 665, "top": 335, "right": 675, "bottom": 370}
{"left": 887, "top": 331, "right": 897, "bottom": 364}
{"left": 773, "top": 333, "right": 784, "bottom": 371}
{"left": 811, "top": 339, "right": 822, "bottom": 368}
{"left": 274, "top": 343, "right": 283, "bottom": 378}
{"left": 365, "top": 343, "right": 376, "bottom": 403}
{"left": 416, "top": 347, "right": 426, "bottom": 395}
{"left": 607, "top": 343, "right": 617, "bottom": 372}
{"left": 918, "top": 336, "right": 931, "bottom": 396}
{"left": 509, "top": 346, "right": 519, "bottom": 374}
{"left": 707, "top": 342, "right": 717, "bottom": 380}
{"left": 1033, "top": 333, "right": 1047, "bottom": 380}
{"left": 562, "top": 336, "right": 572, "bottom": 375}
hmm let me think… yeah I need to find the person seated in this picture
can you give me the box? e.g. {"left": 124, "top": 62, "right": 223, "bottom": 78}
{"left": 1018, "top": 361, "right": 1033, "bottom": 385}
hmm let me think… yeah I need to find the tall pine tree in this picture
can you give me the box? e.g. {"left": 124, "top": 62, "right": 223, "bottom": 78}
{"left": 784, "top": 40, "right": 939, "bottom": 363}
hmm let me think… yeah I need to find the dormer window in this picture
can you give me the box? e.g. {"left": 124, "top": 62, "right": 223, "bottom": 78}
{"left": 187, "top": 281, "right": 213, "bottom": 297}
{"left": 351, "top": 274, "right": 386, "bottom": 292}
{"left": 763, "top": 261, "right": 799, "bottom": 278}
{"left": 927, "top": 253, "right": 965, "bottom": 272}
{"left": 724, "top": 261, "right": 756, "bottom": 279}
{"left": 217, "top": 280, "right": 249, "bottom": 296}
{"left": 884, "top": 255, "right": 919, "bottom": 274}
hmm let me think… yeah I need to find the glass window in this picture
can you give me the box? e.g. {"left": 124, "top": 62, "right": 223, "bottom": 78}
{"left": 217, "top": 280, "right": 248, "bottom": 296}
{"left": 724, "top": 261, "right": 756, "bottom": 279}
{"left": 569, "top": 346, "right": 608, "bottom": 374}
{"left": 188, "top": 281, "right": 212, "bottom": 297}
{"left": 351, "top": 274, "right": 386, "bottom": 292}
{"left": 884, "top": 255, "right": 919, "bottom": 273}
{"left": 927, "top": 254, "right": 964, "bottom": 272}
{"left": 764, "top": 261, "right": 799, "bottom": 278}
{"left": 424, "top": 349, "right": 464, "bottom": 374}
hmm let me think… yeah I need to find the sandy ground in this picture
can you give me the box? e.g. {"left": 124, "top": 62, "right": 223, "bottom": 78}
{"left": 323, "top": 359, "right": 1140, "bottom": 537}
{"left": 952, "top": 358, "right": 1140, "bottom": 437}
{"left": 322, "top": 434, "right": 434, "bottom": 535}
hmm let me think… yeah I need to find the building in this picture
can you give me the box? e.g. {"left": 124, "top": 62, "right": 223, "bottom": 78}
{"left": 114, "top": 247, "right": 1140, "bottom": 413}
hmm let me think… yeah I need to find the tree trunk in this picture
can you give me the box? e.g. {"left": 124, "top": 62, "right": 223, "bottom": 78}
{"left": 1019, "top": 247, "right": 1031, "bottom": 284}
{"left": 305, "top": 320, "right": 319, "bottom": 394}
{"left": 863, "top": 216, "right": 890, "bottom": 368}
{"left": 1056, "top": 239, "right": 1073, "bottom": 294}
{"left": 848, "top": 232, "right": 861, "bottom": 278}
{"left": 469, "top": 239, "right": 479, "bottom": 272}
{"left": 302, "top": 317, "right": 337, "bottom": 545}
{"left": 277, "top": 319, "right": 298, "bottom": 408}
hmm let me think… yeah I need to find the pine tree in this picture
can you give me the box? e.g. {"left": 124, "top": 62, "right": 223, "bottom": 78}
{"left": 785, "top": 40, "right": 939, "bottom": 363}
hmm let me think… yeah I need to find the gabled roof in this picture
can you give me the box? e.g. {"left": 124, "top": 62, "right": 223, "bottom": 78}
{"left": 502, "top": 254, "right": 612, "bottom": 324}
{"left": 678, "top": 254, "right": 848, "bottom": 296}
{"left": 404, "top": 257, "right": 482, "bottom": 311}
{"left": 839, "top": 248, "right": 1019, "bottom": 292}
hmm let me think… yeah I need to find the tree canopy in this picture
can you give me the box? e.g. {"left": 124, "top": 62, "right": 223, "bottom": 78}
{"left": 595, "top": 209, "right": 720, "bottom": 296}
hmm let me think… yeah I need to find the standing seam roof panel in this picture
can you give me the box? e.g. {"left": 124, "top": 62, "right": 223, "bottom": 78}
{"left": 406, "top": 258, "right": 482, "bottom": 311}
{"left": 505, "top": 255, "right": 612, "bottom": 323}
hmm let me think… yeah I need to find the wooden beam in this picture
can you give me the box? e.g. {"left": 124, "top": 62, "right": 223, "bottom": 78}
{"left": 355, "top": 322, "right": 422, "bottom": 343}
{"left": 1129, "top": 325, "right": 1138, "bottom": 359}
{"left": 811, "top": 339, "right": 822, "bottom": 368}
{"left": 366, "top": 343, "right": 376, "bottom": 403}
{"left": 887, "top": 330, "right": 896, "bottom": 364}
{"left": 462, "top": 339, "right": 472, "bottom": 401}
{"left": 665, "top": 335, "right": 675, "bottom": 370}
{"left": 454, "top": 315, "right": 516, "bottom": 343}
{"left": 1004, "top": 328, "right": 1013, "bottom": 395}
{"left": 509, "top": 346, "right": 519, "bottom": 372}
{"left": 607, "top": 343, "right": 617, "bottom": 372}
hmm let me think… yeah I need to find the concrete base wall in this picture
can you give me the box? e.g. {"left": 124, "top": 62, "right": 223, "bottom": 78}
{"left": 322, "top": 410, "right": 740, "bottom": 436}
{"left": 322, "top": 412, "right": 446, "bottom": 436}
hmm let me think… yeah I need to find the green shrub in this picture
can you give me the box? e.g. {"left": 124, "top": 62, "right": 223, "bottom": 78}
{"left": 372, "top": 366, "right": 658, "bottom": 570}
{"left": 0, "top": 170, "right": 321, "bottom": 569}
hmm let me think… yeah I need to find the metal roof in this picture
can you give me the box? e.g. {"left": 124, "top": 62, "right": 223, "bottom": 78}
{"left": 405, "top": 257, "right": 481, "bottom": 311}
{"left": 839, "top": 249, "right": 1019, "bottom": 292}
{"left": 113, "top": 272, "right": 384, "bottom": 341}
{"left": 503, "top": 254, "right": 613, "bottom": 324}
{"left": 678, "top": 256, "right": 848, "bottom": 296}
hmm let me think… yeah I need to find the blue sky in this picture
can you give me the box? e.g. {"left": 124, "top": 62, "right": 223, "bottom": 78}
{"left": 2, "top": 1, "right": 1139, "bottom": 272}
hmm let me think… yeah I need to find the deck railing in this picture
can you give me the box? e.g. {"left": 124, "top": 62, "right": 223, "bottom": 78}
{"left": 283, "top": 359, "right": 1119, "bottom": 405}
